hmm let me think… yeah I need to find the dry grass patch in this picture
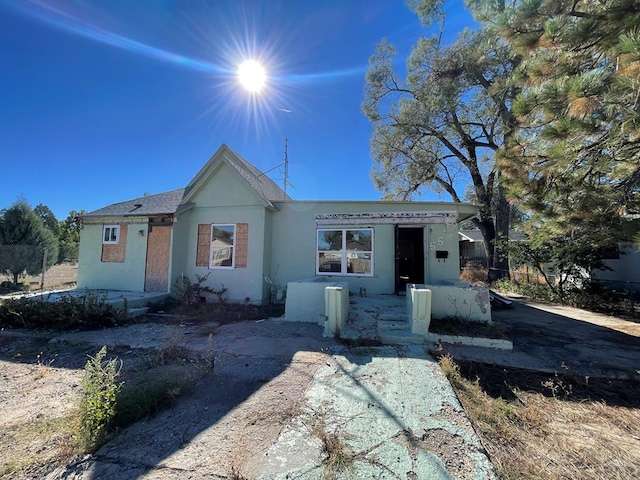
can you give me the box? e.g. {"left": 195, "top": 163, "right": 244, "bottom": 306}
{"left": 438, "top": 355, "right": 640, "bottom": 480}
{"left": 311, "top": 418, "right": 356, "bottom": 479}
{"left": 0, "top": 334, "right": 215, "bottom": 479}
{"left": 1, "top": 415, "right": 78, "bottom": 479}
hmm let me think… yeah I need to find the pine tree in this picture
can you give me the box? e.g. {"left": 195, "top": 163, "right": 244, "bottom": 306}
{"left": 495, "top": 0, "right": 640, "bottom": 244}
{"left": 0, "top": 200, "right": 59, "bottom": 285}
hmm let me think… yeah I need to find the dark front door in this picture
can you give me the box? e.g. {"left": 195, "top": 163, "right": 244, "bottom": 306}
{"left": 396, "top": 227, "right": 425, "bottom": 294}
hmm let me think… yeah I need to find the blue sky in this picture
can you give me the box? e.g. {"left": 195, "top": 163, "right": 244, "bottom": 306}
{"left": 0, "top": 0, "right": 475, "bottom": 220}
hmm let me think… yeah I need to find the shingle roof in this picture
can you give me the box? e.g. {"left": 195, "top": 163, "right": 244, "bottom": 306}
{"left": 82, "top": 188, "right": 185, "bottom": 218}
{"left": 82, "top": 145, "right": 290, "bottom": 219}
{"left": 224, "top": 145, "right": 291, "bottom": 205}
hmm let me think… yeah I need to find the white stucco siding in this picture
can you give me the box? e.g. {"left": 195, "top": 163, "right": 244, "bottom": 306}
{"left": 426, "top": 224, "right": 462, "bottom": 284}
{"left": 262, "top": 210, "right": 274, "bottom": 301}
{"left": 188, "top": 163, "right": 264, "bottom": 207}
{"left": 175, "top": 205, "right": 268, "bottom": 304}
{"left": 77, "top": 222, "right": 148, "bottom": 292}
{"left": 270, "top": 201, "right": 467, "bottom": 295}
{"left": 169, "top": 209, "right": 192, "bottom": 293}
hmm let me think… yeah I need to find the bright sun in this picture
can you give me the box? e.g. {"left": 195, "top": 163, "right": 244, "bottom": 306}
{"left": 237, "top": 60, "right": 266, "bottom": 92}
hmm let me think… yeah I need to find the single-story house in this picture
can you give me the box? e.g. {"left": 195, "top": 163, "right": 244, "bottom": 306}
{"left": 78, "top": 144, "right": 484, "bottom": 322}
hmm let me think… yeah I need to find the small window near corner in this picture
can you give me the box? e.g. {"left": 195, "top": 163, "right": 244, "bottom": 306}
{"left": 103, "top": 225, "right": 120, "bottom": 244}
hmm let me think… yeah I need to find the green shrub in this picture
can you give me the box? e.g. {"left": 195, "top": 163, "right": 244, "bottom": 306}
{"left": 0, "top": 292, "right": 124, "bottom": 330}
{"left": 76, "top": 346, "right": 122, "bottom": 452}
{"left": 493, "top": 278, "right": 556, "bottom": 302}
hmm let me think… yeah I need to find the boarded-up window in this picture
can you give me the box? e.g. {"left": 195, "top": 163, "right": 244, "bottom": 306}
{"left": 102, "top": 224, "right": 127, "bottom": 263}
{"left": 196, "top": 224, "right": 210, "bottom": 267}
{"left": 236, "top": 223, "right": 248, "bottom": 268}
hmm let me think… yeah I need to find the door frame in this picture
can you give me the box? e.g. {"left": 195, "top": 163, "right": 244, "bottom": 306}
{"left": 394, "top": 225, "right": 426, "bottom": 294}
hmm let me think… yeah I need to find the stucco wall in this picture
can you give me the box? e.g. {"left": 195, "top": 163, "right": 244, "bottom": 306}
{"left": 172, "top": 163, "right": 269, "bottom": 303}
{"left": 426, "top": 224, "right": 461, "bottom": 284}
{"left": 77, "top": 221, "right": 148, "bottom": 291}
{"left": 269, "top": 201, "right": 466, "bottom": 295}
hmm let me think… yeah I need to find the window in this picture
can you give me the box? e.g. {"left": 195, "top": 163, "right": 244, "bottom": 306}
{"left": 210, "top": 224, "right": 235, "bottom": 268}
{"left": 317, "top": 228, "right": 373, "bottom": 276}
{"left": 103, "top": 225, "right": 120, "bottom": 244}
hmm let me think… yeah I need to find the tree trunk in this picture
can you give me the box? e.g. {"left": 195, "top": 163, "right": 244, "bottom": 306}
{"left": 492, "top": 184, "right": 511, "bottom": 280}
{"left": 12, "top": 271, "right": 19, "bottom": 286}
{"left": 476, "top": 219, "right": 496, "bottom": 269}
{"left": 474, "top": 186, "right": 511, "bottom": 282}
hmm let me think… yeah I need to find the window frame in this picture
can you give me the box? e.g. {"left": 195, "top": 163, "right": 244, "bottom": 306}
{"left": 209, "top": 223, "right": 236, "bottom": 269}
{"left": 102, "top": 225, "right": 120, "bottom": 245}
{"left": 316, "top": 228, "right": 374, "bottom": 277}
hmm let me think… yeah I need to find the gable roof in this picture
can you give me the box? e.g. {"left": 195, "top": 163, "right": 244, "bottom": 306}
{"left": 82, "top": 188, "right": 185, "bottom": 218}
{"left": 182, "top": 144, "right": 291, "bottom": 208}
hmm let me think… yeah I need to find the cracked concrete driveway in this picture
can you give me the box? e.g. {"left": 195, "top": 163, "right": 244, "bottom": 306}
{"left": 444, "top": 297, "right": 640, "bottom": 379}
{"left": 45, "top": 318, "right": 495, "bottom": 480}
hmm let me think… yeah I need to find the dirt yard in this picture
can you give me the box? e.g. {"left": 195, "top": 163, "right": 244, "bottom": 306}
{"left": 0, "top": 316, "right": 333, "bottom": 480}
{"left": 5, "top": 263, "right": 78, "bottom": 291}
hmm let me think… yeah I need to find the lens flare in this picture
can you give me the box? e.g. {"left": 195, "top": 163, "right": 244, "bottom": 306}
{"left": 237, "top": 60, "right": 266, "bottom": 92}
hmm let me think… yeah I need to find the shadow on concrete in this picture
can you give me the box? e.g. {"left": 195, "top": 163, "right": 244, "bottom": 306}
{"left": 8, "top": 292, "right": 639, "bottom": 478}
{"left": 492, "top": 300, "right": 640, "bottom": 376}
{"left": 0, "top": 318, "right": 333, "bottom": 479}
{"left": 438, "top": 298, "right": 640, "bottom": 408}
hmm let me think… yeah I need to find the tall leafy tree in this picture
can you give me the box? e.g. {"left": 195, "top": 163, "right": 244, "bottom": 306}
{"left": 363, "top": 1, "right": 518, "bottom": 277}
{"left": 494, "top": 0, "right": 640, "bottom": 245}
{"left": 0, "top": 200, "right": 59, "bottom": 285}
{"left": 58, "top": 210, "right": 86, "bottom": 263}
{"left": 33, "top": 204, "right": 60, "bottom": 237}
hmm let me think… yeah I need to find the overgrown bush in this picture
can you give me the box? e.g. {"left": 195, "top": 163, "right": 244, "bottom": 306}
{"left": 493, "top": 277, "right": 629, "bottom": 315}
{"left": 76, "top": 346, "right": 122, "bottom": 452}
{"left": 0, "top": 280, "right": 29, "bottom": 294}
{"left": 460, "top": 266, "right": 488, "bottom": 284}
{"left": 0, "top": 292, "right": 125, "bottom": 330}
{"left": 493, "top": 278, "right": 556, "bottom": 302}
{"left": 173, "top": 273, "right": 227, "bottom": 305}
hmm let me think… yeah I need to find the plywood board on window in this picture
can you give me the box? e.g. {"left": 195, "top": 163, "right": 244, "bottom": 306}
{"left": 196, "top": 224, "right": 211, "bottom": 266}
{"left": 236, "top": 223, "right": 248, "bottom": 268}
{"left": 144, "top": 225, "right": 171, "bottom": 292}
{"left": 102, "top": 225, "right": 127, "bottom": 263}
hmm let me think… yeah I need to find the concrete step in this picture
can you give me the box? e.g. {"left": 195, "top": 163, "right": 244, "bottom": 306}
{"left": 378, "top": 311, "right": 407, "bottom": 322}
{"left": 377, "top": 319, "right": 409, "bottom": 331}
{"left": 378, "top": 328, "right": 425, "bottom": 345}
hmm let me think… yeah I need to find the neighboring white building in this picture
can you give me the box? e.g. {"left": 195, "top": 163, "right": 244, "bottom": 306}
{"left": 591, "top": 243, "right": 640, "bottom": 292}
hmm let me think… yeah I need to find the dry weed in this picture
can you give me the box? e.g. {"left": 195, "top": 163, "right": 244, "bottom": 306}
{"left": 311, "top": 418, "right": 355, "bottom": 479}
{"left": 460, "top": 266, "right": 488, "bottom": 284}
{"left": 439, "top": 355, "right": 640, "bottom": 480}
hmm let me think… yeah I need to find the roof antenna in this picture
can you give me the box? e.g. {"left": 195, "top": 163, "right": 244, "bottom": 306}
{"left": 283, "top": 138, "right": 288, "bottom": 200}
{"left": 257, "top": 138, "right": 294, "bottom": 199}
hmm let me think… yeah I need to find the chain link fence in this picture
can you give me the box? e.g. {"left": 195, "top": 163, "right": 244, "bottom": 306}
{"left": 0, "top": 244, "right": 51, "bottom": 293}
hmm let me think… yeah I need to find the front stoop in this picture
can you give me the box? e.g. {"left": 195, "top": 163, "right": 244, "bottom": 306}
{"left": 377, "top": 312, "right": 425, "bottom": 345}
